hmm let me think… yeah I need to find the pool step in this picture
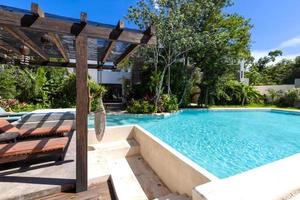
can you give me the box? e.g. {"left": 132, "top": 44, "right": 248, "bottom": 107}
{"left": 109, "top": 156, "right": 170, "bottom": 200}
{"left": 109, "top": 157, "right": 148, "bottom": 200}
{"left": 93, "top": 139, "right": 140, "bottom": 159}
{"left": 154, "top": 193, "right": 191, "bottom": 200}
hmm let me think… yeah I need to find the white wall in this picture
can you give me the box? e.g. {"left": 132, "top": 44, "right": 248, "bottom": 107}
{"left": 254, "top": 85, "right": 295, "bottom": 95}
{"left": 88, "top": 69, "right": 131, "bottom": 84}
{"left": 295, "top": 79, "right": 300, "bottom": 88}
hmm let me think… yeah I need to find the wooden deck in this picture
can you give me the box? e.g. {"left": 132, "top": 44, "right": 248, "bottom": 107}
{"left": 38, "top": 181, "right": 115, "bottom": 200}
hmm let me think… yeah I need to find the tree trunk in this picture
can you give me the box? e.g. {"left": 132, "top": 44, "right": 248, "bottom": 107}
{"left": 167, "top": 65, "right": 171, "bottom": 95}
{"left": 154, "top": 65, "right": 168, "bottom": 112}
{"left": 242, "top": 96, "right": 246, "bottom": 106}
{"left": 204, "top": 87, "right": 209, "bottom": 107}
{"left": 179, "top": 67, "right": 196, "bottom": 106}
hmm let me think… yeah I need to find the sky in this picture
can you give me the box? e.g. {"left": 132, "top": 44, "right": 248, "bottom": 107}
{"left": 0, "top": 0, "right": 300, "bottom": 61}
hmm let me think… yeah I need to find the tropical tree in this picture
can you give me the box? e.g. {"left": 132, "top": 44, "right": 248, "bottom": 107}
{"left": 127, "top": 0, "right": 201, "bottom": 111}
{"left": 127, "top": 0, "right": 253, "bottom": 108}
{"left": 191, "top": 13, "right": 252, "bottom": 106}
{"left": 247, "top": 53, "right": 300, "bottom": 85}
{"left": 240, "top": 84, "right": 261, "bottom": 106}
{"left": 256, "top": 50, "right": 282, "bottom": 72}
{"left": 0, "top": 66, "right": 17, "bottom": 99}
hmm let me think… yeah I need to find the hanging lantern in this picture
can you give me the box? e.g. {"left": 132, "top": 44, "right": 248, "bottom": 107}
{"left": 41, "top": 33, "right": 51, "bottom": 44}
{"left": 19, "top": 45, "right": 30, "bottom": 56}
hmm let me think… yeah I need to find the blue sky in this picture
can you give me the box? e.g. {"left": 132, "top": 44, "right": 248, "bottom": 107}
{"left": 1, "top": 0, "right": 300, "bottom": 60}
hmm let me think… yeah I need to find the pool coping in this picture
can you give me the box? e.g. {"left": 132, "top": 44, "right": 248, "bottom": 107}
{"left": 193, "top": 152, "right": 300, "bottom": 200}
{"left": 103, "top": 107, "right": 300, "bottom": 118}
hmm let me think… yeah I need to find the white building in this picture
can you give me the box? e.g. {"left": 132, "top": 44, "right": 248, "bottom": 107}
{"left": 88, "top": 69, "right": 131, "bottom": 102}
{"left": 69, "top": 66, "right": 132, "bottom": 103}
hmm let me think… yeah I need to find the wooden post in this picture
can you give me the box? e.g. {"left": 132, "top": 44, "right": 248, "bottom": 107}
{"left": 75, "top": 35, "right": 88, "bottom": 192}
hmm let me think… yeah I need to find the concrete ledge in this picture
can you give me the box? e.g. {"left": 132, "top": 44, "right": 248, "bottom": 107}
{"left": 193, "top": 153, "right": 300, "bottom": 200}
{"left": 133, "top": 125, "right": 218, "bottom": 196}
{"left": 88, "top": 125, "right": 134, "bottom": 145}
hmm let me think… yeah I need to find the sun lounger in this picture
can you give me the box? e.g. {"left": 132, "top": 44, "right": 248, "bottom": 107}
{"left": 0, "top": 119, "right": 73, "bottom": 140}
{"left": 0, "top": 137, "right": 69, "bottom": 164}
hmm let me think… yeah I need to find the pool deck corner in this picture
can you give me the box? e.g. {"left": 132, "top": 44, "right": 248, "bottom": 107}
{"left": 193, "top": 153, "right": 300, "bottom": 200}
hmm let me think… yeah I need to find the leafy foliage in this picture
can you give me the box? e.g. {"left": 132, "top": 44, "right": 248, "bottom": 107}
{"left": 274, "top": 88, "right": 300, "bottom": 107}
{"left": 127, "top": 100, "right": 155, "bottom": 114}
{"left": 0, "top": 66, "right": 17, "bottom": 99}
{"left": 214, "top": 80, "right": 261, "bottom": 105}
{"left": 127, "top": 94, "right": 178, "bottom": 114}
{"left": 160, "top": 94, "right": 178, "bottom": 112}
{"left": 247, "top": 53, "right": 300, "bottom": 86}
{"left": 0, "top": 66, "right": 106, "bottom": 112}
{"left": 127, "top": 0, "right": 252, "bottom": 109}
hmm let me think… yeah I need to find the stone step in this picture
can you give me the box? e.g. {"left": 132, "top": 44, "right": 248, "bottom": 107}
{"left": 109, "top": 158, "right": 149, "bottom": 200}
{"left": 93, "top": 139, "right": 140, "bottom": 159}
{"left": 154, "top": 193, "right": 191, "bottom": 200}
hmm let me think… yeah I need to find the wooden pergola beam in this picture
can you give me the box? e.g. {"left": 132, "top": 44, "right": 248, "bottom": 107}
{"left": 114, "top": 44, "right": 138, "bottom": 65}
{"left": 3, "top": 26, "right": 49, "bottom": 61}
{"left": 31, "top": 3, "right": 45, "bottom": 18}
{"left": 75, "top": 12, "right": 88, "bottom": 193}
{"left": 31, "top": 3, "right": 69, "bottom": 62}
{"left": 115, "top": 25, "right": 155, "bottom": 65}
{"left": 48, "top": 33, "right": 69, "bottom": 62}
{"left": 0, "top": 40, "right": 21, "bottom": 55}
{"left": 0, "top": 7, "right": 155, "bottom": 45}
{"left": 100, "top": 20, "right": 124, "bottom": 63}
{"left": 0, "top": 58, "right": 117, "bottom": 69}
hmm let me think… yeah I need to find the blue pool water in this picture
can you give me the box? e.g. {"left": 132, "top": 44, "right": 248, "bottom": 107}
{"left": 90, "top": 110, "right": 300, "bottom": 178}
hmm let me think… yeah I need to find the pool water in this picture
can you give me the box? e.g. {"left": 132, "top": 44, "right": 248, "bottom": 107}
{"left": 89, "top": 110, "right": 300, "bottom": 178}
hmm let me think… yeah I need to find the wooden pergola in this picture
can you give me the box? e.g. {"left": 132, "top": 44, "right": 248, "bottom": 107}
{"left": 0, "top": 3, "right": 155, "bottom": 192}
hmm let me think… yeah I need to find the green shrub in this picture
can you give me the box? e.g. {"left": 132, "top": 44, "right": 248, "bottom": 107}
{"left": 0, "top": 98, "right": 46, "bottom": 112}
{"left": 89, "top": 80, "right": 106, "bottom": 112}
{"left": 266, "top": 89, "right": 281, "bottom": 103}
{"left": 161, "top": 94, "right": 178, "bottom": 112}
{"left": 276, "top": 88, "right": 300, "bottom": 107}
{"left": 127, "top": 100, "right": 154, "bottom": 114}
{"left": 11, "top": 102, "right": 46, "bottom": 112}
{"left": 215, "top": 80, "right": 261, "bottom": 105}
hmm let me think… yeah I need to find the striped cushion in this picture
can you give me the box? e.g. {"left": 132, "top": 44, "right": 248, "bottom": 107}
{"left": 0, "top": 137, "right": 69, "bottom": 157}
{"left": 19, "top": 126, "right": 73, "bottom": 138}
{"left": 0, "top": 119, "right": 20, "bottom": 142}
{"left": 0, "top": 119, "right": 20, "bottom": 134}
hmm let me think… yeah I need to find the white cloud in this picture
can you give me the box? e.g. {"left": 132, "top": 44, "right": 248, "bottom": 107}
{"left": 252, "top": 50, "right": 269, "bottom": 61}
{"left": 252, "top": 35, "right": 300, "bottom": 62}
{"left": 279, "top": 36, "right": 300, "bottom": 49}
{"left": 153, "top": 0, "right": 159, "bottom": 9}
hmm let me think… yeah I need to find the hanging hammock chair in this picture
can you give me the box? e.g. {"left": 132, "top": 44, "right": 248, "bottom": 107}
{"left": 94, "top": 96, "right": 106, "bottom": 142}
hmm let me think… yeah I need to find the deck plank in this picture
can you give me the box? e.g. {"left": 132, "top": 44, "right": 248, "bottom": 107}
{"left": 37, "top": 182, "right": 113, "bottom": 200}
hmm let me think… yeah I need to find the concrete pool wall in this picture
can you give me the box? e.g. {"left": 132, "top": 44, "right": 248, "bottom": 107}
{"left": 133, "top": 126, "right": 218, "bottom": 196}
{"left": 88, "top": 125, "right": 218, "bottom": 197}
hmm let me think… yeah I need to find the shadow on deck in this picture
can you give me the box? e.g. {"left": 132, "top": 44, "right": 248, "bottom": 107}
{"left": 0, "top": 132, "right": 76, "bottom": 200}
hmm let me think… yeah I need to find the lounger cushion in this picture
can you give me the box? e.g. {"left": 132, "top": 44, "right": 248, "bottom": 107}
{"left": 0, "top": 132, "right": 19, "bottom": 142}
{"left": 0, "top": 119, "right": 73, "bottom": 138}
{"left": 0, "top": 119, "right": 20, "bottom": 134}
{"left": 19, "top": 126, "right": 73, "bottom": 138}
{"left": 0, "top": 137, "right": 69, "bottom": 157}
{"left": 0, "top": 119, "right": 20, "bottom": 142}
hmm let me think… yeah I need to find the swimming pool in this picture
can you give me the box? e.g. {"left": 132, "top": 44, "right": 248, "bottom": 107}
{"left": 89, "top": 109, "right": 300, "bottom": 178}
